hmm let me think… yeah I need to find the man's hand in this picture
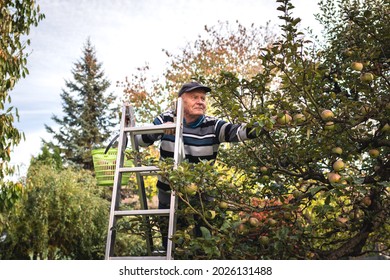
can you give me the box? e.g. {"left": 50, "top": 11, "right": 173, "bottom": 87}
{"left": 164, "top": 121, "right": 175, "bottom": 135}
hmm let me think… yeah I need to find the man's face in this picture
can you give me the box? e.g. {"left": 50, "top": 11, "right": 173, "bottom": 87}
{"left": 181, "top": 90, "right": 207, "bottom": 122}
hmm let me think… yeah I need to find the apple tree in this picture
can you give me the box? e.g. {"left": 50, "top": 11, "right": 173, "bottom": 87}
{"left": 186, "top": 0, "right": 388, "bottom": 259}
{"left": 121, "top": 0, "right": 389, "bottom": 259}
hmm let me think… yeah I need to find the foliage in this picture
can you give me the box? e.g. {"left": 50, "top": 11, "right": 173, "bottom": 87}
{"left": 29, "top": 143, "right": 63, "bottom": 171}
{"left": 123, "top": 0, "right": 389, "bottom": 259}
{"left": 119, "top": 20, "right": 276, "bottom": 123}
{"left": 0, "top": 0, "right": 44, "bottom": 239}
{"left": 45, "top": 38, "right": 118, "bottom": 170}
{"left": 0, "top": 163, "right": 109, "bottom": 259}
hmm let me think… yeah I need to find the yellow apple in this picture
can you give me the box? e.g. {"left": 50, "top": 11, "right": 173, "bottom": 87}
{"left": 333, "top": 160, "right": 345, "bottom": 171}
{"left": 219, "top": 201, "right": 228, "bottom": 209}
{"left": 183, "top": 183, "right": 198, "bottom": 196}
{"left": 277, "top": 113, "right": 292, "bottom": 125}
{"left": 249, "top": 217, "right": 260, "bottom": 227}
{"left": 293, "top": 113, "right": 306, "bottom": 124}
{"left": 368, "top": 149, "right": 379, "bottom": 158}
{"left": 258, "top": 235, "right": 270, "bottom": 246}
{"left": 260, "top": 166, "right": 268, "bottom": 174}
{"left": 351, "top": 61, "right": 363, "bottom": 71}
{"left": 332, "top": 147, "right": 343, "bottom": 155}
{"left": 381, "top": 123, "right": 390, "bottom": 133}
{"left": 324, "top": 121, "right": 335, "bottom": 130}
{"left": 320, "top": 109, "right": 334, "bottom": 120}
{"left": 360, "top": 72, "right": 374, "bottom": 83}
{"left": 268, "top": 218, "right": 277, "bottom": 227}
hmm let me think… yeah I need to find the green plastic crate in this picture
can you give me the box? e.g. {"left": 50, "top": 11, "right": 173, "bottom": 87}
{"left": 92, "top": 148, "right": 133, "bottom": 186}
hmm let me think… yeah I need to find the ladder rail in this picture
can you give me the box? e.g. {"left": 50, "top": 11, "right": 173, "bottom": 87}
{"left": 166, "top": 97, "right": 184, "bottom": 259}
{"left": 105, "top": 98, "right": 184, "bottom": 260}
{"left": 128, "top": 105, "right": 154, "bottom": 255}
{"left": 105, "top": 103, "right": 129, "bottom": 259}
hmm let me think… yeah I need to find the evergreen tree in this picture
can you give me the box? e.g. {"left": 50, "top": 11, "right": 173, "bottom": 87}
{"left": 45, "top": 39, "right": 117, "bottom": 170}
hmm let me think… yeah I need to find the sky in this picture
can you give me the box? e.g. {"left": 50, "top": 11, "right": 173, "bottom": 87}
{"left": 8, "top": 0, "right": 322, "bottom": 178}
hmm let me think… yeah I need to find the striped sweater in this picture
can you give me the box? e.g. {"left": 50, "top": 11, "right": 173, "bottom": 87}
{"left": 136, "top": 110, "right": 258, "bottom": 191}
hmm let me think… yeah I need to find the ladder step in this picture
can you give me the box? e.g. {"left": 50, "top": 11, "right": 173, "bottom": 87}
{"left": 124, "top": 123, "right": 176, "bottom": 134}
{"left": 114, "top": 209, "right": 170, "bottom": 217}
{"left": 109, "top": 256, "right": 167, "bottom": 260}
{"left": 119, "top": 166, "right": 159, "bottom": 174}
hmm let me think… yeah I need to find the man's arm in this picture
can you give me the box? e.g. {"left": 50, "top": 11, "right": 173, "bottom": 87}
{"left": 215, "top": 120, "right": 266, "bottom": 143}
{"left": 135, "top": 111, "right": 175, "bottom": 147}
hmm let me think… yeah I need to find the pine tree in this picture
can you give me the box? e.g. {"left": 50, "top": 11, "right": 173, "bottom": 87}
{"left": 45, "top": 39, "right": 117, "bottom": 170}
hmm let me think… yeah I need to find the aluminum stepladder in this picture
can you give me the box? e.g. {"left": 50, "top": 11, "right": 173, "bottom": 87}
{"left": 105, "top": 98, "right": 184, "bottom": 260}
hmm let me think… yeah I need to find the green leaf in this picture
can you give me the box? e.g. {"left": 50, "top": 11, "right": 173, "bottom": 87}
{"left": 199, "top": 226, "right": 211, "bottom": 240}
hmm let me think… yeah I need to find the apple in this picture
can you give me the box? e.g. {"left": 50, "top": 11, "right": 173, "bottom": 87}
{"left": 368, "top": 149, "right": 379, "bottom": 158}
{"left": 268, "top": 218, "right": 277, "bottom": 227}
{"left": 381, "top": 123, "right": 390, "bottom": 133}
{"left": 219, "top": 201, "right": 228, "bottom": 209}
{"left": 351, "top": 62, "right": 363, "bottom": 71}
{"left": 349, "top": 210, "right": 363, "bottom": 220}
{"left": 362, "top": 196, "right": 372, "bottom": 207}
{"left": 249, "top": 217, "right": 260, "bottom": 227}
{"left": 324, "top": 121, "right": 335, "bottom": 130}
{"left": 343, "top": 49, "right": 353, "bottom": 57}
{"left": 260, "top": 166, "right": 268, "bottom": 174}
{"left": 258, "top": 235, "right": 270, "bottom": 246}
{"left": 277, "top": 113, "right": 292, "bottom": 125}
{"left": 236, "top": 223, "right": 249, "bottom": 235}
{"left": 262, "top": 175, "right": 270, "bottom": 181}
{"left": 183, "top": 183, "right": 198, "bottom": 196}
{"left": 320, "top": 109, "right": 334, "bottom": 120}
{"left": 360, "top": 72, "right": 374, "bottom": 83}
{"left": 334, "top": 219, "right": 347, "bottom": 228}
{"left": 328, "top": 172, "right": 341, "bottom": 183}
{"left": 333, "top": 160, "right": 345, "bottom": 171}
{"left": 332, "top": 147, "right": 343, "bottom": 155}
{"left": 293, "top": 113, "right": 306, "bottom": 124}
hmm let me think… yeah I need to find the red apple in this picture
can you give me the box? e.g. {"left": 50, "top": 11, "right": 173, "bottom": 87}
{"left": 362, "top": 196, "right": 372, "bottom": 207}
{"left": 328, "top": 172, "right": 341, "bottom": 183}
